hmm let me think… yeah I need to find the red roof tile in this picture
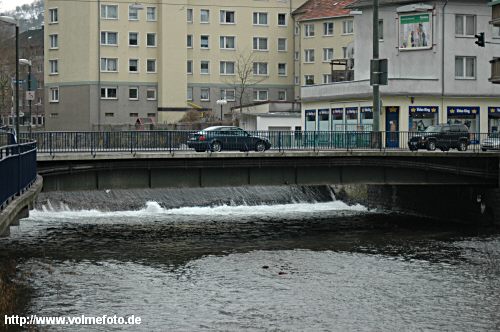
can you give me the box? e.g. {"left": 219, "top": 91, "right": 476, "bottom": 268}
{"left": 293, "top": 0, "right": 357, "bottom": 21}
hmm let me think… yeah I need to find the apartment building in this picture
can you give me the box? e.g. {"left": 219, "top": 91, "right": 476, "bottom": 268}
{"left": 301, "top": 0, "right": 500, "bottom": 139}
{"left": 44, "top": 0, "right": 308, "bottom": 130}
{"left": 292, "top": 0, "right": 356, "bottom": 100}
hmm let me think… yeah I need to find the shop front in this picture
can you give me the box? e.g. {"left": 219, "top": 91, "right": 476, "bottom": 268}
{"left": 331, "top": 108, "right": 344, "bottom": 131}
{"left": 409, "top": 106, "right": 438, "bottom": 132}
{"left": 360, "top": 107, "right": 373, "bottom": 131}
{"left": 447, "top": 106, "right": 479, "bottom": 142}
{"left": 488, "top": 107, "right": 500, "bottom": 133}
{"left": 305, "top": 109, "right": 316, "bottom": 131}
{"left": 345, "top": 107, "right": 359, "bottom": 131}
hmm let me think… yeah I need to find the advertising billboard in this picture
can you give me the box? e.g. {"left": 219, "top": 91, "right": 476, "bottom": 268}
{"left": 399, "top": 13, "right": 432, "bottom": 50}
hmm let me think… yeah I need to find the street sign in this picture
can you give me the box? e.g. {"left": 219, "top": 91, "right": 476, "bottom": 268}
{"left": 26, "top": 91, "right": 35, "bottom": 101}
{"left": 370, "top": 59, "right": 388, "bottom": 86}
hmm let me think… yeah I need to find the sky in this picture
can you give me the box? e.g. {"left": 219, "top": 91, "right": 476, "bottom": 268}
{"left": 0, "top": 0, "right": 34, "bottom": 12}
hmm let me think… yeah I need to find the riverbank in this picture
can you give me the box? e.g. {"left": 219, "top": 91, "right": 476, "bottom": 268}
{"left": 0, "top": 258, "right": 31, "bottom": 331}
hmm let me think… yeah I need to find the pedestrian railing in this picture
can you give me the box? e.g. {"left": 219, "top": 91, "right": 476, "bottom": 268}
{"left": 18, "top": 130, "right": 499, "bottom": 155}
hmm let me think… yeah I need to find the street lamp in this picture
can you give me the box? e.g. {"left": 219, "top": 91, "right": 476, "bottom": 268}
{"left": 216, "top": 99, "right": 227, "bottom": 122}
{"left": 0, "top": 16, "right": 19, "bottom": 142}
{"left": 19, "top": 59, "right": 32, "bottom": 137}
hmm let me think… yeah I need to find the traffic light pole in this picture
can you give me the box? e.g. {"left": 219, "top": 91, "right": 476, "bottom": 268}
{"left": 372, "top": 0, "right": 380, "bottom": 132}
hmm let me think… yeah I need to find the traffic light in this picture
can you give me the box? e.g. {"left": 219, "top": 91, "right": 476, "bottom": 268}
{"left": 475, "top": 32, "right": 485, "bottom": 47}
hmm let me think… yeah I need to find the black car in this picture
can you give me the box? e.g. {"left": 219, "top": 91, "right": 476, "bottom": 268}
{"left": 408, "top": 124, "right": 469, "bottom": 151}
{"left": 187, "top": 126, "right": 272, "bottom": 152}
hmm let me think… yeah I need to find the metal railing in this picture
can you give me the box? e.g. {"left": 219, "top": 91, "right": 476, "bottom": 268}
{"left": 20, "top": 130, "right": 499, "bottom": 155}
{"left": 0, "top": 140, "right": 37, "bottom": 209}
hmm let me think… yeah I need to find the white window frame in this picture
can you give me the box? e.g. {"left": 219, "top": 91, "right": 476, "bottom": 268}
{"left": 278, "top": 90, "right": 287, "bottom": 101}
{"left": 253, "top": 12, "right": 268, "bottom": 26}
{"left": 187, "top": 8, "right": 193, "bottom": 23}
{"left": 323, "top": 48, "right": 333, "bottom": 62}
{"left": 49, "top": 87, "right": 59, "bottom": 102}
{"left": 304, "top": 49, "right": 315, "bottom": 63}
{"left": 200, "top": 9, "right": 210, "bottom": 23}
{"left": 253, "top": 89, "right": 268, "bottom": 101}
{"left": 253, "top": 37, "right": 268, "bottom": 51}
{"left": 101, "top": 4, "right": 118, "bottom": 20}
{"left": 200, "top": 88, "right": 210, "bottom": 101}
{"left": 49, "top": 34, "right": 58, "bottom": 49}
{"left": 129, "top": 87, "right": 139, "bottom": 100}
{"left": 342, "top": 20, "right": 354, "bottom": 34}
{"left": 278, "top": 63, "right": 287, "bottom": 76}
{"left": 455, "top": 14, "right": 476, "bottom": 37}
{"left": 146, "top": 59, "right": 157, "bottom": 73}
{"left": 305, "top": 75, "right": 315, "bottom": 85}
{"left": 323, "top": 21, "right": 334, "bottom": 36}
{"left": 100, "top": 31, "right": 118, "bottom": 46}
{"left": 129, "top": 32, "right": 139, "bottom": 46}
{"left": 220, "top": 89, "right": 235, "bottom": 101}
{"left": 220, "top": 10, "right": 235, "bottom": 24}
{"left": 100, "top": 58, "right": 118, "bottom": 72}
{"left": 253, "top": 62, "right": 268, "bottom": 76}
{"left": 277, "top": 13, "right": 287, "bottom": 26}
{"left": 101, "top": 87, "right": 118, "bottom": 100}
{"left": 455, "top": 56, "right": 476, "bottom": 79}
{"left": 187, "top": 60, "right": 193, "bottom": 74}
{"left": 220, "top": 61, "right": 235, "bottom": 75}
{"left": 49, "top": 8, "right": 58, "bottom": 23}
{"left": 200, "top": 61, "right": 210, "bottom": 74}
{"left": 220, "top": 36, "right": 235, "bottom": 50}
{"left": 187, "top": 87, "right": 193, "bottom": 101}
{"left": 146, "top": 88, "right": 157, "bottom": 100}
{"left": 128, "top": 5, "right": 139, "bottom": 20}
{"left": 304, "top": 24, "right": 315, "bottom": 37}
{"left": 200, "top": 35, "right": 210, "bottom": 49}
{"left": 129, "top": 59, "right": 139, "bottom": 73}
{"left": 147, "top": 7, "right": 157, "bottom": 21}
{"left": 146, "top": 33, "right": 157, "bottom": 47}
{"left": 277, "top": 38, "right": 287, "bottom": 52}
{"left": 323, "top": 74, "right": 332, "bottom": 84}
{"left": 49, "top": 59, "right": 58, "bottom": 75}
{"left": 187, "top": 34, "right": 193, "bottom": 48}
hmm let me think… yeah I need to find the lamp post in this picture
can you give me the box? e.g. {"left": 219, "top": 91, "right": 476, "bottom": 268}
{"left": 19, "top": 59, "right": 32, "bottom": 138}
{"left": 0, "top": 16, "right": 19, "bottom": 142}
{"left": 216, "top": 99, "right": 227, "bottom": 122}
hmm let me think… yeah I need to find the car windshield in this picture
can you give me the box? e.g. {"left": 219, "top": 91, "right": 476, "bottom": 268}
{"left": 489, "top": 132, "right": 500, "bottom": 138}
{"left": 424, "top": 126, "right": 440, "bottom": 133}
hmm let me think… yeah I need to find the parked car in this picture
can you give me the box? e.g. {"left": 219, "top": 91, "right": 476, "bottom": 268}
{"left": 187, "top": 126, "right": 272, "bottom": 152}
{"left": 481, "top": 132, "right": 500, "bottom": 151}
{"left": 408, "top": 124, "right": 469, "bottom": 151}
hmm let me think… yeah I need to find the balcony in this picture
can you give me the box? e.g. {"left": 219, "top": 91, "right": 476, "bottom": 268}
{"left": 491, "top": 2, "right": 500, "bottom": 27}
{"left": 489, "top": 57, "right": 500, "bottom": 84}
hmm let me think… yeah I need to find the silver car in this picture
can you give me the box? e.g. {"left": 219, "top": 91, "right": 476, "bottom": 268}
{"left": 481, "top": 132, "right": 500, "bottom": 151}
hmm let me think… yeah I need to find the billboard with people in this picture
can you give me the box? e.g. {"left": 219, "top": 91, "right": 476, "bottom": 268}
{"left": 399, "top": 13, "right": 432, "bottom": 50}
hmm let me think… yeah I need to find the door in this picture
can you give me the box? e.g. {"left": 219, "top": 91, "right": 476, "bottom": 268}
{"left": 385, "top": 107, "right": 400, "bottom": 148}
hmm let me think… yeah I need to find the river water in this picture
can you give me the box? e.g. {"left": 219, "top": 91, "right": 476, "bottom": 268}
{"left": 1, "top": 186, "right": 499, "bottom": 331}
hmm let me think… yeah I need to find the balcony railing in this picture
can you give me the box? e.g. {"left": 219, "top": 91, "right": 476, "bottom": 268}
{"left": 492, "top": 3, "right": 500, "bottom": 27}
{"left": 490, "top": 57, "right": 500, "bottom": 84}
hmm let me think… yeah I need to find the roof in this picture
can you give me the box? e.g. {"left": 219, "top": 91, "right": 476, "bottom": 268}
{"left": 292, "top": 0, "right": 357, "bottom": 21}
{"left": 346, "top": 0, "right": 419, "bottom": 9}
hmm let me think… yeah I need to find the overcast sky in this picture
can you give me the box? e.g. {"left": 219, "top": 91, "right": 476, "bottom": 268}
{"left": 1, "top": 0, "right": 35, "bottom": 12}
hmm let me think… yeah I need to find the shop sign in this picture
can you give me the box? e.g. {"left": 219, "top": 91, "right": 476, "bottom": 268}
{"left": 346, "top": 107, "right": 358, "bottom": 114}
{"left": 409, "top": 106, "right": 438, "bottom": 113}
{"left": 488, "top": 107, "right": 500, "bottom": 114}
{"left": 360, "top": 107, "right": 373, "bottom": 113}
{"left": 331, "top": 108, "right": 343, "bottom": 114}
{"left": 318, "top": 109, "right": 329, "bottom": 116}
{"left": 447, "top": 106, "right": 479, "bottom": 115}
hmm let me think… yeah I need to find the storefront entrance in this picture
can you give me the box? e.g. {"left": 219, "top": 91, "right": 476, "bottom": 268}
{"left": 409, "top": 106, "right": 438, "bottom": 132}
{"left": 447, "top": 106, "right": 479, "bottom": 143}
{"left": 488, "top": 107, "right": 500, "bottom": 133}
{"left": 385, "top": 106, "right": 399, "bottom": 148}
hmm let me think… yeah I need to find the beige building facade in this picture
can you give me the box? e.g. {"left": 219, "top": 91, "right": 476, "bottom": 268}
{"left": 44, "top": 0, "right": 308, "bottom": 130}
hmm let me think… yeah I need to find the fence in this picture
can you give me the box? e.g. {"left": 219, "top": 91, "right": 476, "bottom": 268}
{"left": 0, "top": 141, "right": 38, "bottom": 209}
{"left": 19, "top": 130, "right": 497, "bottom": 154}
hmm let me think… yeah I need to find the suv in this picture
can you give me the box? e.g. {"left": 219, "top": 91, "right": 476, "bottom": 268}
{"left": 408, "top": 124, "right": 469, "bottom": 151}
{"left": 187, "top": 126, "right": 272, "bottom": 152}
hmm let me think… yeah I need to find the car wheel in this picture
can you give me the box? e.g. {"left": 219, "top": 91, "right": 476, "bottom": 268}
{"left": 427, "top": 141, "right": 436, "bottom": 151}
{"left": 458, "top": 141, "right": 468, "bottom": 151}
{"left": 211, "top": 141, "right": 222, "bottom": 152}
{"left": 255, "top": 141, "right": 266, "bottom": 152}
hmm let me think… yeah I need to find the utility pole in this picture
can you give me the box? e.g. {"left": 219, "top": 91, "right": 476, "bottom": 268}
{"left": 372, "top": 0, "right": 380, "bottom": 132}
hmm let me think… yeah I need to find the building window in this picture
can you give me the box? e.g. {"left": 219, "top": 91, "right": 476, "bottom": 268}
{"left": 379, "top": 19, "right": 384, "bottom": 40}
{"left": 200, "top": 61, "right": 210, "bottom": 74}
{"left": 323, "top": 22, "right": 334, "bottom": 36}
{"left": 49, "top": 60, "right": 58, "bottom": 74}
{"left": 323, "top": 74, "right": 332, "bottom": 84}
{"left": 455, "top": 56, "right": 476, "bottom": 79}
{"left": 147, "top": 7, "right": 156, "bottom": 21}
{"left": 147, "top": 88, "right": 156, "bottom": 100}
{"left": 304, "top": 24, "right": 315, "bottom": 37}
{"left": 129, "top": 32, "right": 138, "bottom": 46}
{"left": 253, "top": 12, "right": 268, "bottom": 25}
{"left": 187, "top": 60, "right": 193, "bottom": 74}
{"left": 220, "top": 89, "right": 235, "bottom": 101}
{"left": 50, "top": 113, "right": 59, "bottom": 118}
{"left": 101, "top": 87, "right": 117, "bottom": 99}
{"left": 101, "top": 31, "right": 118, "bottom": 45}
{"left": 492, "top": 26, "right": 500, "bottom": 39}
{"left": 295, "top": 24, "right": 300, "bottom": 35}
{"left": 343, "top": 20, "right": 353, "bottom": 34}
{"left": 278, "top": 90, "right": 286, "bottom": 101}
{"left": 101, "top": 5, "right": 118, "bottom": 19}
{"left": 323, "top": 48, "right": 333, "bottom": 62}
{"left": 130, "top": 113, "right": 139, "bottom": 117}
{"left": 304, "top": 49, "right": 315, "bottom": 63}
{"left": 201, "top": 35, "right": 209, "bottom": 48}
{"left": 187, "top": 8, "right": 193, "bottom": 22}
{"left": 49, "top": 8, "right": 58, "bottom": 23}
{"left": 147, "top": 59, "right": 156, "bottom": 73}
{"left": 187, "top": 87, "right": 193, "bottom": 101}
{"left": 187, "top": 34, "right": 193, "bottom": 48}
{"left": 147, "top": 113, "right": 156, "bottom": 118}
{"left": 129, "top": 5, "right": 139, "bottom": 20}
{"left": 253, "top": 90, "right": 268, "bottom": 101}
{"left": 220, "top": 10, "right": 235, "bottom": 23}
{"left": 278, "top": 63, "right": 287, "bottom": 76}
{"left": 455, "top": 14, "right": 476, "bottom": 36}
{"left": 253, "top": 37, "right": 268, "bottom": 51}
{"left": 278, "top": 13, "right": 287, "bottom": 26}
{"left": 342, "top": 47, "right": 348, "bottom": 59}
{"left": 100, "top": 58, "right": 117, "bottom": 72}
{"left": 305, "top": 75, "right": 314, "bottom": 85}
{"left": 200, "top": 9, "right": 210, "bottom": 23}
{"left": 253, "top": 62, "right": 268, "bottom": 75}
{"left": 294, "top": 51, "right": 299, "bottom": 61}
{"left": 147, "top": 33, "right": 156, "bottom": 47}
{"left": 220, "top": 61, "right": 235, "bottom": 75}
{"left": 295, "top": 76, "right": 300, "bottom": 84}
{"left": 200, "top": 88, "right": 210, "bottom": 101}
{"left": 277, "top": 38, "right": 287, "bottom": 52}
{"left": 49, "top": 34, "right": 58, "bottom": 49}
{"left": 129, "top": 87, "right": 139, "bottom": 100}
{"left": 129, "top": 59, "right": 139, "bottom": 72}
{"left": 220, "top": 36, "right": 235, "bottom": 49}
{"left": 105, "top": 113, "right": 114, "bottom": 117}
{"left": 49, "top": 87, "right": 59, "bottom": 102}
